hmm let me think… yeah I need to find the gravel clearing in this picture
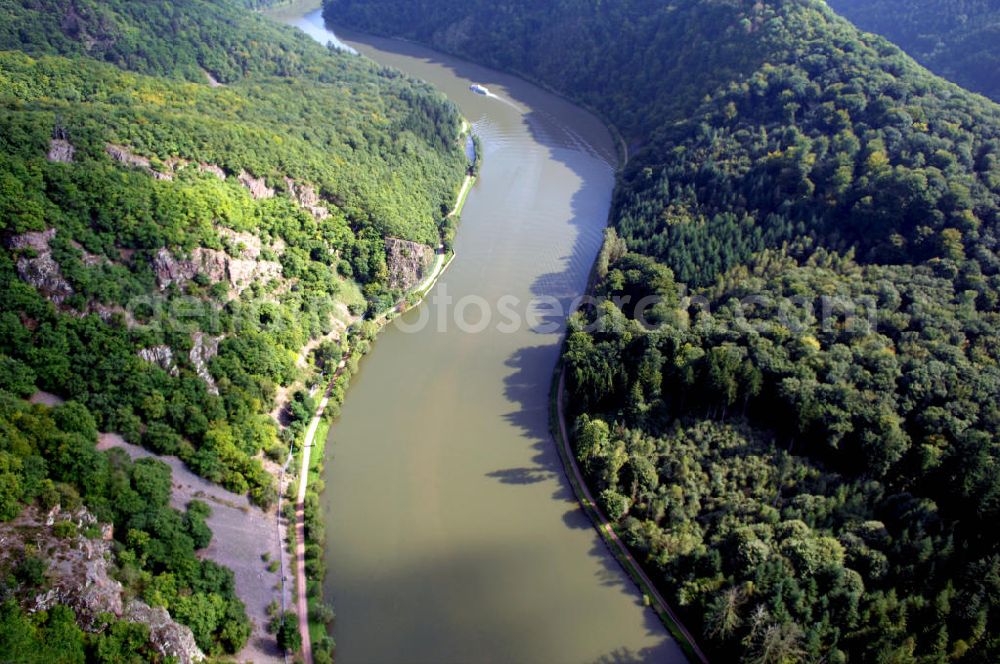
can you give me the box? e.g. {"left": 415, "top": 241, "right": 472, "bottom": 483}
{"left": 96, "top": 434, "right": 290, "bottom": 663}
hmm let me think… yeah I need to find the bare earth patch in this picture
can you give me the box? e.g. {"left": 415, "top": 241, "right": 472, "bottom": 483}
{"left": 96, "top": 434, "right": 290, "bottom": 663}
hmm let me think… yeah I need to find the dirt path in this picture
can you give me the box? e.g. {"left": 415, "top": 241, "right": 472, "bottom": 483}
{"left": 449, "top": 174, "right": 474, "bottom": 218}
{"left": 294, "top": 390, "right": 329, "bottom": 664}
{"left": 556, "top": 370, "right": 709, "bottom": 664}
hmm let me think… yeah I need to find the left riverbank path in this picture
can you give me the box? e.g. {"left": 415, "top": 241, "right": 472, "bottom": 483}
{"left": 294, "top": 375, "right": 336, "bottom": 663}
{"left": 291, "top": 169, "right": 473, "bottom": 662}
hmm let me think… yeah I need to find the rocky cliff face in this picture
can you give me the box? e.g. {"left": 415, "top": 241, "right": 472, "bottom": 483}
{"left": 137, "top": 336, "right": 220, "bottom": 393}
{"left": 6, "top": 228, "right": 75, "bottom": 304}
{"left": 106, "top": 143, "right": 173, "bottom": 181}
{"left": 284, "top": 177, "right": 330, "bottom": 219}
{"left": 137, "top": 345, "right": 179, "bottom": 376}
{"left": 0, "top": 506, "right": 205, "bottom": 664}
{"left": 47, "top": 138, "right": 75, "bottom": 163}
{"left": 11, "top": 507, "right": 122, "bottom": 631}
{"left": 385, "top": 236, "right": 435, "bottom": 291}
{"left": 125, "top": 600, "right": 205, "bottom": 664}
{"left": 150, "top": 243, "right": 282, "bottom": 294}
{"left": 189, "top": 332, "right": 221, "bottom": 395}
{"left": 238, "top": 169, "right": 274, "bottom": 200}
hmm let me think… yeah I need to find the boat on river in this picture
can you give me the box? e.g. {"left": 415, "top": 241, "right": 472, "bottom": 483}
{"left": 470, "top": 83, "right": 489, "bottom": 95}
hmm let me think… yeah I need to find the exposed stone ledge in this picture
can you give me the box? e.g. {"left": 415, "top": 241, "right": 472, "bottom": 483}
{"left": 138, "top": 345, "right": 179, "bottom": 377}
{"left": 106, "top": 143, "right": 173, "bottom": 181}
{"left": 47, "top": 138, "right": 75, "bottom": 163}
{"left": 0, "top": 506, "right": 205, "bottom": 664}
{"left": 6, "top": 228, "right": 75, "bottom": 304}
{"left": 238, "top": 169, "right": 274, "bottom": 200}
{"left": 385, "top": 236, "right": 435, "bottom": 291}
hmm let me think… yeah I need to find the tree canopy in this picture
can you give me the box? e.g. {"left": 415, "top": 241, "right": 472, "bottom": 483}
{"left": 827, "top": 0, "right": 1000, "bottom": 102}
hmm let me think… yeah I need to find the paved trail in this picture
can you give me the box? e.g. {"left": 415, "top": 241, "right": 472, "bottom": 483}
{"left": 294, "top": 386, "right": 332, "bottom": 663}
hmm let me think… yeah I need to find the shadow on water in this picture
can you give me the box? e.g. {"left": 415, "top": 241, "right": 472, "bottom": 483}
{"left": 285, "top": 11, "right": 685, "bottom": 661}
{"left": 326, "top": 17, "right": 678, "bottom": 648}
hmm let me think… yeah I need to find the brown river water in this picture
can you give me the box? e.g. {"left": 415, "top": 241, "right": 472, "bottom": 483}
{"left": 271, "top": 3, "right": 686, "bottom": 662}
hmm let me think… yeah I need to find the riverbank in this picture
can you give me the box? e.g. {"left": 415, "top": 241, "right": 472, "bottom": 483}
{"left": 291, "top": 152, "right": 474, "bottom": 662}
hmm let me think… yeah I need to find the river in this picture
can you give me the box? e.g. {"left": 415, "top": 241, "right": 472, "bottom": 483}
{"left": 272, "top": 3, "right": 685, "bottom": 662}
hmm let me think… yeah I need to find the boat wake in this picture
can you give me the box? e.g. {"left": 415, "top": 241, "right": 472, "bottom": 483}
{"left": 485, "top": 91, "right": 523, "bottom": 113}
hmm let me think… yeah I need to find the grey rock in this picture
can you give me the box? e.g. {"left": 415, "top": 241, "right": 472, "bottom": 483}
{"left": 238, "top": 169, "right": 274, "bottom": 199}
{"left": 284, "top": 177, "right": 330, "bottom": 219}
{"left": 385, "top": 236, "right": 435, "bottom": 291}
{"left": 125, "top": 600, "right": 206, "bottom": 664}
{"left": 105, "top": 143, "right": 172, "bottom": 181}
{"left": 47, "top": 138, "right": 75, "bottom": 163}
{"left": 7, "top": 228, "right": 75, "bottom": 304}
{"left": 138, "top": 345, "right": 179, "bottom": 377}
{"left": 190, "top": 333, "right": 222, "bottom": 395}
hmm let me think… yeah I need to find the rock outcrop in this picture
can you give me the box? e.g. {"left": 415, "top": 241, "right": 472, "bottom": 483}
{"left": 14, "top": 509, "right": 124, "bottom": 631}
{"left": 47, "top": 138, "right": 75, "bottom": 163}
{"left": 385, "top": 237, "right": 435, "bottom": 291}
{"left": 138, "top": 345, "right": 179, "bottom": 376}
{"left": 151, "top": 231, "right": 283, "bottom": 294}
{"left": 284, "top": 177, "right": 330, "bottom": 219}
{"left": 220, "top": 228, "right": 264, "bottom": 260}
{"left": 238, "top": 170, "right": 274, "bottom": 199}
{"left": 6, "top": 228, "right": 75, "bottom": 304}
{"left": 190, "top": 333, "right": 221, "bottom": 395}
{"left": 151, "top": 246, "right": 228, "bottom": 289}
{"left": 199, "top": 163, "right": 226, "bottom": 180}
{"left": 106, "top": 143, "right": 172, "bottom": 180}
{"left": 70, "top": 240, "right": 107, "bottom": 267}
{"left": 202, "top": 68, "right": 223, "bottom": 88}
{"left": 125, "top": 600, "right": 206, "bottom": 664}
{"left": 0, "top": 506, "right": 204, "bottom": 663}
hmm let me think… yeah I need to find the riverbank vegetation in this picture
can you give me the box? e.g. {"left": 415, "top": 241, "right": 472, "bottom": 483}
{"left": 284, "top": 319, "right": 377, "bottom": 663}
{"left": 325, "top": 0, "right": 1000, "bottom": 660}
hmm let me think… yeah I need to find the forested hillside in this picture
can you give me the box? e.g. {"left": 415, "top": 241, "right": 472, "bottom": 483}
{"left": 0, "top": 0, "right": 467, "bottom": 655}
{"left": 826, "top": 0, "right": 1000, "bottom": 102}
{"left": 0, "top": 395, "right": 248, "bottom": 659}
{"left": 325, "top": 0, "right": 1000, "bottom": 661}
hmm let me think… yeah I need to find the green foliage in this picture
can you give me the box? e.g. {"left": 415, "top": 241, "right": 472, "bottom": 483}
{"left": 0, "top": 600, "right": 162, "bottom": 663}
{"left": 273, "top": 611, "right": 301, "bottom": 653}
{"left": 0, "top": 0, "right": 466, "bottom": 508}
{"left": 564, "top": 248, "right": 1000, "bottom": 661}
{"left": 13, "top": 556, "right": 46, "bottom": 587}
{"left": 0, "top": 393, "right": 250, "bottom": 655}
{"left": 827, "top": 0, "right": 1000, "bottom": 101}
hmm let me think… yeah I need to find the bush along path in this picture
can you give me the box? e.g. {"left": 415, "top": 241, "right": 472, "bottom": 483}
{"left": 294, "top": 369, "right": 339, "bottom": 664}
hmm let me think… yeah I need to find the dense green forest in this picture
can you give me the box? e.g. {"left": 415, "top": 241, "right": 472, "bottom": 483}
{"left": 826, "top": 0, "right": 1000, "bottom": 102}
{"left": 0, "top": 0, "right": 466, "bottom": 505}
{"left": 0, "top": 0, "right": 467, "bottom": 653}
{"left": 325, "top": 0, "right": 1000, "bottom": 661}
